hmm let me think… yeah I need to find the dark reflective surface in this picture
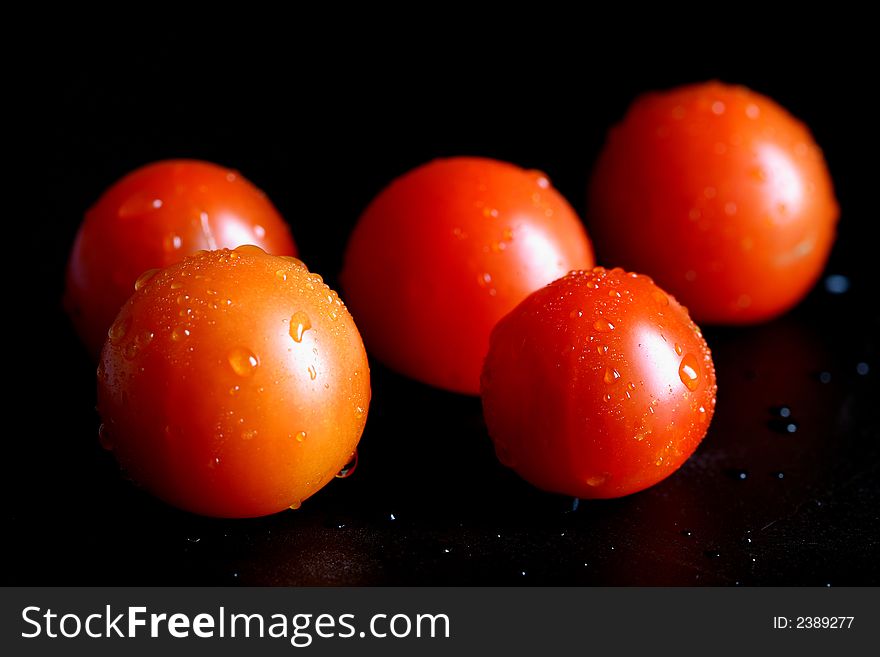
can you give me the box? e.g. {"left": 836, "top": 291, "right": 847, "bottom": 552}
{"left": 9, "top": 39, "right": 878, "bottom": 585}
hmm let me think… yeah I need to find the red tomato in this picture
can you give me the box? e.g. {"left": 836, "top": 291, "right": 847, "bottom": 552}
{"left": 66, "top": 160, "right": 297, "bottom": 356}
{"left": 588, "top": 82, "right": 838, "bottom": 324}
{"left": 481, "top": 267, "right": 716, "bottom": 498}
{"left": 341, "top": 157, "right": 594, "bottom": 394}
{"left": 97, "top": 246, "right": 369, "bottom": 518}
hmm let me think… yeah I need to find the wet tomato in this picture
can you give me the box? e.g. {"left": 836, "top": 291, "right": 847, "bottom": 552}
{"left": 588, "top": 82, "right": 838, "bottom": 324}
{"left": 341, "top": 157, "right": 594, "bottom": 395}
{"left": 66, "top": 160, "right": 297, "bottom": 356}
{"left": 481, "top": 267, "right": 716, "bottom": 498}
{"left": 97, "top": 246, "right": 369, "bottom": 518}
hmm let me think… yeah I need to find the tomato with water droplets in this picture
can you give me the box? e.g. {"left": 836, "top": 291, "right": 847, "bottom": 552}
{"left": 66, "top": 160, "right": 297, "bottom": 356}
{"left": 480, "top": 267, "right": 716, "bottom": 498}
{"left": 341, "top": 157, "right": 594, "bottom": 394}
{"left": 97, "top": 246, "right": 369, "bottom": 518}
{"left": 588, "top": 82, "right": 838, "bottom": 324}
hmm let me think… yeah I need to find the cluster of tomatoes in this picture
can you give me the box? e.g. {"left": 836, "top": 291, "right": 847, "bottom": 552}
{"left": 65, "top": 82, "right": 838, "bottom": 518}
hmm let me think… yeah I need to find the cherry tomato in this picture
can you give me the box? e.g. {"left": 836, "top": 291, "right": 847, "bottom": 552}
{"left": 66, "top": 160, "right": 297, "bottom": 356}
{"left": 97, "top": 246, "right": 369, "bottom": 518}
{"left": 480, "top": 267, "right": 716, "bottom": 499}
{"left": 341, "top": 157, "right": 594, "bottom": 394}
{"left": 588, "top": 82, "right": 838, "bottom": 324}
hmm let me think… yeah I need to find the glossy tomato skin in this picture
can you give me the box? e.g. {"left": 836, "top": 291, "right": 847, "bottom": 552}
{"left": 97, "top": 247, "right": 369, "bottom": 518}
{"left": 481, "top": 267, "right": 716, "bottom": 499}
{"left": 588, "top": 82, "right": 838, "bottom": 324}
{"left": 341, "top": 157, "right": 594, "bottom": 395}
{"left": 66, "top": 160, "right": 297, "bottom": 356}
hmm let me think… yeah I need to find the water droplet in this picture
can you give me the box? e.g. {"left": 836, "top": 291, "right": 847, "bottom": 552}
{"left": 530, "top": 171, "right": 550, "bottom": 189}
{"left": 134, "top": 268, "right": 159, "bottom": 291}
{"left": 108, "top": 316, "right": 131, "bottom": 343}
{"left": 597, "top": 344, "right": 607, "bottom": 355}
{"left": 289, "top": 311, "right": 312, "bottom": 342}
{"left": 818, "top": 371, "right": 832, "bottom": 384}
{"left": 593, "top": 319, "right": 615, "bottom": 332}
{"left": 336, "top": 451, "right": 358, "bottom": 478}
{"left": 482, "top": 207, "right": 499, "bottom": 219}
{"left": 681, "top": 529, "right": 693, "bottom": 537}
{"left": 289, "top": 500, "right": 302, "bottom": 510}
{"left": 698, "top": 406, "right": 707, "bottom": 421}
{"left": 570, "top": 309, "right": 583, "bottom": 319}
{"left": 773, "top": 471, "right": 785, "bottom": 480}
{"left": 228, "top": 347, "right": 259, "bottom": 376}
{"left": 98, "top": 423, "right": 112, "bottom": 451}
{"left": 608, "top": 289, "right": 621, "bottom": 298}
{"left": 678, "top": 354, "right": 701, "bottom": 391}
{"left": 355, "top": 406, "right": 365, "bottom": 419}
{"left": 603, "top": 393, "right": 612, "bottom": 402}
{"left": 294, "top": 431, "right": 306, "bottom": 443}
{"left": 234, "top": 244, "right": 265, "bottom": 256}
{"left": 674, "top": 343, "right": 683, "bottom": 356}
{"left": 604, "top": 367, "right": 621, "bottom": 384}
{"left": 241, "top": 429, "right": 257, "bottom": 440}
{"left": 651, "top": 290, "right": 669, "bottom": 306}
{"left": 275, "top": 269, "right": 288, "bottom": 282}
{"left": 586, "top": 474, "right": 607, "bottom": 487}
{"left": 704, "top": 549, "right": 721, "bottom": 559}
{"left": 773, "top": 406, "right": 792, "bottom": 418}
{"left": 856, "top": 362, "right": 870, "bottom": 376}
{"left": 307, "top": 365, "right": 317, "bottom": 380}
{"left": 171, "top": 326, "right": 190, "bottom": 341}
{"left": 654, "top": 456, "right": 664, "bottom": 466}
{"left": 495, "top": 443, "right": 515, "bottom": 466}
{"left": 123, "top": 341, "right": 140, "bottom": 360}
{"left": 477, "top": 272, "right": 492, "bottom": 287}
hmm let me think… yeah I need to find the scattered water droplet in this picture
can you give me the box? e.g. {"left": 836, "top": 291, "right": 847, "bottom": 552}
{"left": 289, "top": 311, "right": 312, "bottom": 343}
{"left": 773, "top": 471, "right": 785, "bottom": 480}
{"left": 681, "top": 529, "right": 693, "bottom": 537}
{"left": 171, "top": 325, "right": 190, "bottom": 341}
{"left": 294, "top": 431, "right": 306, "bottom": 443}
{"left": 289, "top": 500, "right": 302, "bottom": 510}
{"left": 593, "top": 319, "right": 615, "bottom": 332}
{"left": 674, "top": 343, "right": 683, "bottom": 356}
{"left": 604, "top": 367, "right": 621, "bottom": 384}
{"left": 108, "top": 316, "right": 131, "bottom": 343}
{"left": 241, "top": 429, "right": 257, "bottom": 440}
{"left": 678, "top": 354, "right": 701, "bottom": 391}
{"left": 276, "top": 269, "right": 288, "bottom": 282}
{"left": 163, "top": 233, "right": 183, "bottom": 251}
{"left": 307, "top": 365, "right": 317, "bottom": 380}
{"left": 586, "top": 474, "right": 607, "bottom": 487}
{"left": 98, "top": 423, "right": 112, "bottom": 450}
{"left": 228, "top": 347, "right": 259, "bottom": 376}
{"left": 336, "top": 451, "right": 359, "bottom": 478}
{"left": 603, "top": 393, "right": 612, "bottom": 402}
{"left": 134, "top": 268, "right": 159, "bottom": 291}
{"left": 495, "top": 442, "right": 515, "bottom": 466}
{"left": 570, "top": 309, "right": 583, "bottom": 319}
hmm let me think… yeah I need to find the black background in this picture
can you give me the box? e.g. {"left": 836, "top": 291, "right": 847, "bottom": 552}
{"left": 9, "top": 28, "right": 878, "bottom": 585}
